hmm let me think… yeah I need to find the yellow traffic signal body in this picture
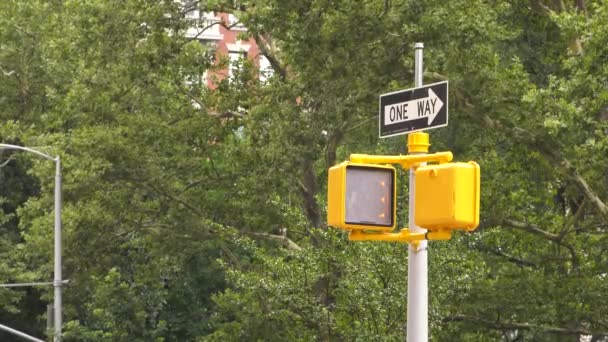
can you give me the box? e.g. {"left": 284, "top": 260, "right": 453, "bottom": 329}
{"left": 415, "top": 161, "right": 480, "bottom": 231}
{"left": 328, "top": 162, "right": 396, "bottom": 231}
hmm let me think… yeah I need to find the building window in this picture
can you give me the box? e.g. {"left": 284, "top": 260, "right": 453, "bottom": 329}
{"left": 183, "top": 0, "right": 199, "bottom": 19}
{"left": 183, "top": 2, "right": 222, "bottom": 40}
{"left": 227, "top": 14, "right": 247, "bottom": 31}
{"left": 228, "top": 51, "right": 246, "bottom": 80}
{"left": 259, "top": 55, "right": 273, "bottom": 83}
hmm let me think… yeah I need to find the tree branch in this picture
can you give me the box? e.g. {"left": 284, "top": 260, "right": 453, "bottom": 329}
{"left": 574, "top": 0, "right": 587, "bottom": 14}
{"left": 183, "top": 90, "right": 206, "bottom": 109}
{"left": 559, "top": 198, "right": 588, "bottom": 238}
{"left": 245, "top": 231, "right": 302, "bottom": 251}
{"left": 299, "top": 158, "right": 322, "bottom": 229}
{"left": 253, "top": 33, "right": 287, "bottom": 81}
{"left": 547, "top": 154, "right": 608, "bottom": 221}
{"left": 528, "top": 0, "right": 554, "bottom": 15}
{"left": 455, "top": 93, "right": 608, "bottom": 222}
{"left": 145, "top": 182, "right": 206, "bottom": 218}
{"left": 0, "top": 65, "right": 16, "bottom": 77}
{"left": 182, "top": 20, "right": 239, "bottom": 45}
{"left": 477, "top": 244, "right": 538, "bottom": 268}
{"left": 499, "top": 218, "right": 579, "bottom": 269}
{"left": 0, "top": 155, "right": 16, "bottom": 168}
{"left": 325, "top": 129, "right": 343, "bottom": 168}
{"left": 502, "top": 219, "right": 560, "bottom": 241}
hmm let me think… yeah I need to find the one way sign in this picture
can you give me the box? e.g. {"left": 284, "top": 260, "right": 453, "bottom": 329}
{"left": 379, "top": 81, "right": 448, "bottom": 138}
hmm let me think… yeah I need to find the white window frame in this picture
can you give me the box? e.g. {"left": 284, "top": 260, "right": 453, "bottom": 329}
{"left": 259, "top": 55, "right": 273, "bottom": 83}
{"left": 227, "top": 13, "right": 247, "bottom": 31}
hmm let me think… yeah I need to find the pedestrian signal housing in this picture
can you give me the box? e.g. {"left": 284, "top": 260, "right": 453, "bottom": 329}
{"left": 415, "top": 162, "right": 480, "bottom": 231}
{"left": 327, "top": 162, "right": 396, "bottom": 231}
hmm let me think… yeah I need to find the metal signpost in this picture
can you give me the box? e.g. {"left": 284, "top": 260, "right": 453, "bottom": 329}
{"left": 327, "top": 43, "right": 483, "bottom": 342}
{"left": 378, "top": 43, "right": 448, "bottom": 340}
{"left": 407, "top": 42, "right": 429, "bottom": 342}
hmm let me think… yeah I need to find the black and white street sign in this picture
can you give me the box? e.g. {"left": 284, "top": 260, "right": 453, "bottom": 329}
{"left": 379, "top": 81, "right": 448, "bottom": 138}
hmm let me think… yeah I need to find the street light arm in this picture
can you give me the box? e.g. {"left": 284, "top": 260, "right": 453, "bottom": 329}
{"left": 0, "top": 144, "right": 55, "bottom": 161}
{"left": 0, "top": 142, "right": 63, "bottom": 341}
{"left": 0, "top": 323, "right": 45, "bottom": 342}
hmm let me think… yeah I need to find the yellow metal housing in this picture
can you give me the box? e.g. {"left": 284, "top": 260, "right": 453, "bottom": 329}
{"left": 414, "top": 161, "right": 480, "bottom": 231}
{"left": 407, "top": 132, "right": 430, "bottom": 153}
{"left": 327, "top": 162, "right": 396, "bottom": 231}
{"left": 349, "top": 151, "right": 452, "bottom": 168}
{"left": 348, "top": 229, "right": 425, "bottom": 243}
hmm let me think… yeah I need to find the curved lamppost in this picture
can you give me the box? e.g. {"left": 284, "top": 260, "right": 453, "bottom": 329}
{"left": 0, "top": 144, "right": 62, "bottom": 341}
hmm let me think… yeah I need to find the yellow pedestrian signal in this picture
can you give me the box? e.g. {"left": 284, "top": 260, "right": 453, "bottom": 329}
{"left": 327, "top": 162, "right": 396, "bottom": 230}
{"left": 415, "top": 162, "right": 480, "bottom": 231}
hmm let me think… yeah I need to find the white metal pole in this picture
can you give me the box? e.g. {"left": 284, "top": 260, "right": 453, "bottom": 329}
{"left": 407, "top": 42, "right": 428, "bottom": 342}
{"left": 53, "top": 156, "right": 62, "bottom": 342}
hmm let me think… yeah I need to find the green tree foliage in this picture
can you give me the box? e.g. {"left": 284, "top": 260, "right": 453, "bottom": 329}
{"left": 0, "top": 0, "right": 606, "bottom": 341}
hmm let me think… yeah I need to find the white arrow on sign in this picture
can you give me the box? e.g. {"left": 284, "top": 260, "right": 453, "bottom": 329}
{"left": 383, "top": 88, "right": 444, "bottom": 126}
